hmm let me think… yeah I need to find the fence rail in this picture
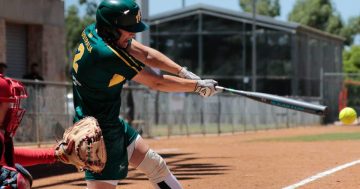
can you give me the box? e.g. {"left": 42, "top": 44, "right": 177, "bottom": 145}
{"left": 14, "top": 80, "right": 323, "bottom": 146}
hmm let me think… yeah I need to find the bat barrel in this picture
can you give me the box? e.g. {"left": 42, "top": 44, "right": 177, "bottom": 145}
{"left": 216, "top": 86, "right": 327, "bottom": 116}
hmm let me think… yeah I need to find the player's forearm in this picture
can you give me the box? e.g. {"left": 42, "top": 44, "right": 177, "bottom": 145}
{"left": 144, "top": 48, "right": 182, "bottom": 75}
{"left": 149, "top": 75, "right": 196, "bottom": 92}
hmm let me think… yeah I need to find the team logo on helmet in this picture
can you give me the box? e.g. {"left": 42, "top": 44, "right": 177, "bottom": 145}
{"left": 123, "top": 9, "right": 130, "bottom": 15}
{"left": 135, "top": 10, "right": 141, "bottom": 23}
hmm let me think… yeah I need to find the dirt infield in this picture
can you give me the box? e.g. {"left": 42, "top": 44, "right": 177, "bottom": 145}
{"left": 30, "top": 125, "right": 360, "bottom": 189}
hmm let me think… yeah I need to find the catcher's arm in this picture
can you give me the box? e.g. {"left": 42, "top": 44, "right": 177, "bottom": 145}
{"left": 55, "top": 117, "right": 107, "bottom": 173}
{"left": 12, "top": 148, "right": 57, "bottom": 166}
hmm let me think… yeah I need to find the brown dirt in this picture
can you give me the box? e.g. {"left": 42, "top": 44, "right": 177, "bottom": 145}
{"left": 30, "top": 125, "right": 360, "bottom": 189}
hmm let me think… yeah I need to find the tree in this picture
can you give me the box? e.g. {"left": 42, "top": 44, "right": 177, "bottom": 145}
{"left": 288, "top": 0, "right": 359, "bottom": 45}
{"left": 79, "top": 0, "right": 98, "bottom": 17}
{"left": 343, "top": 45, "right": 360, "bottom": 73}
{"left": 239, "top": 0, "right": 280, "bottom": 17}
{"left": 65, "top": 5, "right": 95, "bottom": 77}
{"left": 65, "top": 4, "right": 96, "bottom": 53}
{"left": 342, "top": 16, "right": 360, "bottom": 44}
{"left": 343, "top": 45, "right": 360, "bottom": 108}
{"left": 288, "top": 0, "right": 339, "bottom": 31}
{"left": 65, "top": 5, "right": 82, "bottom": 55}
{"left": 348, "top": 16, "right": 360, "bottom": 34}
{"left": 65, "top": 0, "right": 98, "bottom": 58}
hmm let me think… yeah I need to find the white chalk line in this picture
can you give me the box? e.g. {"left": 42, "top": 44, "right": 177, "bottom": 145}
{"left": 282, "top": 159, "right": 360, "bottom": 189}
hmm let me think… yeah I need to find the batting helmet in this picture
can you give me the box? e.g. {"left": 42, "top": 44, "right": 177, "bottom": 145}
{"left": 96, "top": 0, "right": 148, "bottom": 33}
{"left": 0, "top": 74, "right": 27, "bottom": 136}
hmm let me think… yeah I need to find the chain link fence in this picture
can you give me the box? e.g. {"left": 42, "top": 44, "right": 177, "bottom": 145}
{"left": 322, "top": 72, "right": 360, "bottom": 123}
{"left": 14, "top": 80, "right": 72, "bottom": 146}
{"left": 14, "top": 80, "right": 323, "bottom": 145}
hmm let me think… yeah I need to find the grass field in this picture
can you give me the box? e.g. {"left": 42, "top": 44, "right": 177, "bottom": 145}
{"left": 255, "top": 132, "right": 360, "bottom": 142}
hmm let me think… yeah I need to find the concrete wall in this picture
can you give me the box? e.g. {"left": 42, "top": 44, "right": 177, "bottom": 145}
{"left": 42, "top": 25, "right": 66, "bottom": 81}
{"left": 0, "top": 0, "right": 65, "bottom": 81}
{"left": 27, "top": 25, "right": 43, "bottom": 69}
{"left": 0, "top": 19, "right": 5, "bottom": 63}
{"left": 0, "top": 0, "right": 64, "bottom": 26}
{"left": 136, "top": 0, "right": 150, "bottom": 46}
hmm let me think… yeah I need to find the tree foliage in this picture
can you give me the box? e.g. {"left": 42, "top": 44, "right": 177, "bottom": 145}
{"left": 343, "top": 46, "right": 360, "bottom": 73}
{"left": 289, "top": 0, "right": 336, "bottom": 31}
{"left": 79, "top": 0, "right": 98, "bottom": 17}
{"left": 348, "top": 16, "right": 360, "bottom": 34}
{"left": 65, "top": 5, "right": 95, "bottom": 75}
{"left": 65, "top": 5, "right": 95, "bottom": 53}
{"left": 65, "top": 0, "right": 97, "bottom": 58}
{"left": 239, "top": 0, "right": 280, "bottom": 17}
{"left": 65, "top": 5, "right": 82, "bottom": 54}
{"left": 288, "top": 0, "right": 358, "bottom": 45}
{"left": 343, "top": 16, "right": 360, "bottom": 43}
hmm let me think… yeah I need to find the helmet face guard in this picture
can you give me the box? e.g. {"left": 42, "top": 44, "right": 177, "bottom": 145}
{"left": 0, "top": 75, "right": 27, "bottom": 137}
{"left": 3, "top": 107, "right": 26, "bottom": 137}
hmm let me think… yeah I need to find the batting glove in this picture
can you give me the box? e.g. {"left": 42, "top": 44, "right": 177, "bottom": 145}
{"left": 178, "top": 67, "right": 201, "bottom": 80}
{"left": 195, "top": 79, "right": 221, "bottom": 97}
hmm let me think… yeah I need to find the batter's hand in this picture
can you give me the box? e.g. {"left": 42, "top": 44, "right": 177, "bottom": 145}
{"left": 195, "top": 79, "right": 220, "bottom": 97}
{"left": 178, "top": 67, "right": 201, "bottom": 80}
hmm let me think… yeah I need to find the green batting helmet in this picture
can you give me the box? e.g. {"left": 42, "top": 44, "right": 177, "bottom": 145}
{"left": 96, "top": 0, "right": 148, "bottom": 33}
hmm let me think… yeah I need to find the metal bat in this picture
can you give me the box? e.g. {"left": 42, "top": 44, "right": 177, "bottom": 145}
{"left": 216, "top": 86, "right": 327, "bottom": 116}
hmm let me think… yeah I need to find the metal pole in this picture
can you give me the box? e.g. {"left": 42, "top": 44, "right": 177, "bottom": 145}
{"left": 217, "top": 95, "right": 221, "bottom": 135}
{"left": 182, "top": 0, "right": 185, "bottom": 8}
{"left": 136, "top": 0, "right": 149, "bottom": 46}
{"left": 198, "top": 13, "right": 203, "bottom": 76}
{"left": 36, "top": 84, "right": 40, "bottom": 147}
{"left": 320, "top": 67, "right": 324, "bottom": 100}
{"left": 251, "top": 0, "right": 257, "bottom": 92}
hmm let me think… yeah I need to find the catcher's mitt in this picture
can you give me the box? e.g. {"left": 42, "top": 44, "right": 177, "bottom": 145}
{"left": 0, "top": 164, "right": 33, "bottom": 189}
{"left": 55, "top": 117, "right": 107, "bottom": 173}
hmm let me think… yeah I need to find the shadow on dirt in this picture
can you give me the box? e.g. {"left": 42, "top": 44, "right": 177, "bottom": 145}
{"left": 30, "top": 152, "right": 231, "bottom": 188}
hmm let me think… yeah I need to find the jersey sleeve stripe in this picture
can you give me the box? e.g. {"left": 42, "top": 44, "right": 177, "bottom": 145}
{"left": 120, "top": 49, "right": 145, "bottom": 69}
{"left": 106, "top": 45, "right": 141, "bottom": 73}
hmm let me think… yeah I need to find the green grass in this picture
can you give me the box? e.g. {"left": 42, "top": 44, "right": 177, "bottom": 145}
{"left": 148, "top": 123, "right": 290, "bottom": 137}
{"left": 255, "top": 132, "right": 360, "bottom": 142}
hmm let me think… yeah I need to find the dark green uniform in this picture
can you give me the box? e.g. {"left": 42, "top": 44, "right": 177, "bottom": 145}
{"left": 71, "top": 23, "right": 144, "bottom": 180}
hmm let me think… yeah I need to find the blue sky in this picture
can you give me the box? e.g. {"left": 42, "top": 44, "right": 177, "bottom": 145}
{"left": 65, "top": 0, "right": 359, "bottom": 22}
{"left": 65, "top": 0, "right": 360, "bottom": 43}
{"left": 148, "top": 0, "right": 359, "bottom": 22}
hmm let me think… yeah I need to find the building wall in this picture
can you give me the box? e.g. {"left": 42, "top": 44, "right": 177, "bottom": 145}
{"left": 42, "top": 25, "right": 66, "bottom": 81}
{"left": 136, "top": 0, "right": 150, "bottom": 46}
{"left": 0, "top": 0, "right": 65, "bottom": 81}
{"left": 0, "top": 19, "right": 5, "bottom": 63}
{"left": 28, "top": 25, "right": 43, "bottom": 68}
{"left": 0, "top": 0, "right": 64, "bottom": 26}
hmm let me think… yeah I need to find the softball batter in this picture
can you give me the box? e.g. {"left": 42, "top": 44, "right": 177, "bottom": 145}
{"left": 71, "top": 0, "right": 220, "bottom": 189}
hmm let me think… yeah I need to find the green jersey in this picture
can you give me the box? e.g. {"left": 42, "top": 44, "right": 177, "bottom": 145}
{"left": 71, "top": 23, "right": 144, "bottom": 126}
{"left": 71, "top": 24, "right": 145, "bottom": 180}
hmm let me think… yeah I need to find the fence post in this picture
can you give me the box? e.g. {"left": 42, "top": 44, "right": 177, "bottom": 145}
{"left": 217, "top": 95, "right": 221, "bottom": 135}
{"left": 320, "top": 68, "right": 324, "bottom": 101}
{"left": 35, "top": 83, "right": 41, "bottom": 147}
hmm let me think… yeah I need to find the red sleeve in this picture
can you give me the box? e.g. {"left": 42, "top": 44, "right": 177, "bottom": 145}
{"left": 13, "top": 147, "right": 56, "bottom": 166}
